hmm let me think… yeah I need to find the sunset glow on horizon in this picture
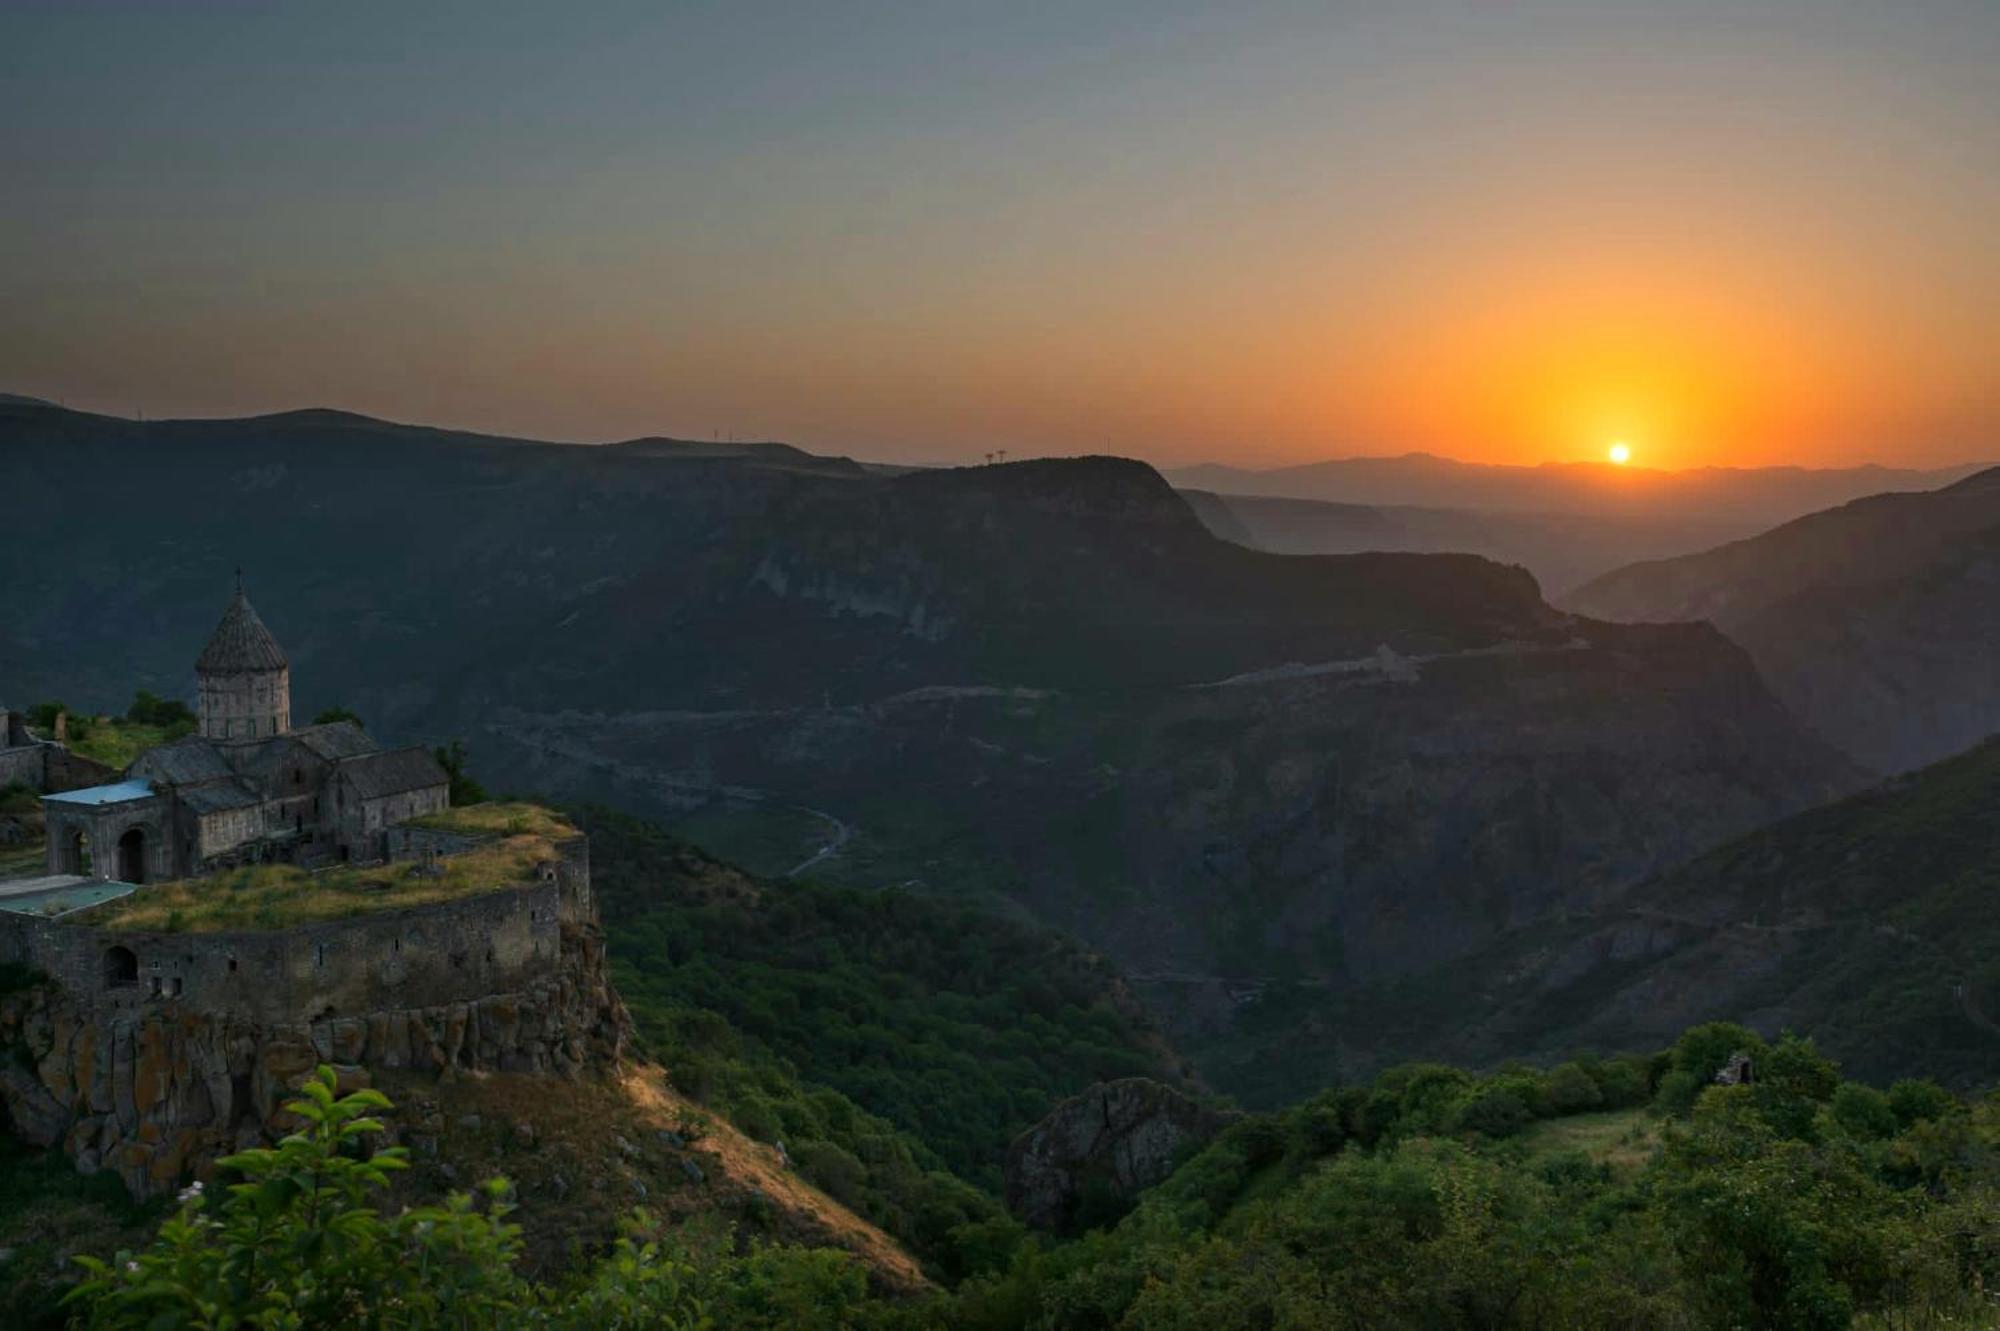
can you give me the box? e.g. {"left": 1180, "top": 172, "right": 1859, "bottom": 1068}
{"left": 3, "top": 2, "right": 1994, "bottom": 472}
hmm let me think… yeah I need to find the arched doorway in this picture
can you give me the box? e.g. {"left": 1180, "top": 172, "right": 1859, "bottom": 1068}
{"left": 117, "top": 828, "right": 147, "bottom": 884}
{"left": 103, "top": 946, "right": 138, "bottom": 989}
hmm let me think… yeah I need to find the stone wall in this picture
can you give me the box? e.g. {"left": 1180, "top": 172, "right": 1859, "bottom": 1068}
{"left": 198, "top": 666, "right": 291, "bottom": 741}
{"left": 45, "top": 747, "right": 120, "bottom": 793}
{"left": 199, "top": 804, "right": 262, "bottom": 859}
{"left": 386, "top": 824, "right": 493, "bottom": 862}
{"left": 0, "top": 837, "right": 592, "bottom": 1022}
{"left": 0, "top": 835, "right": 626, "bottom": 1197}
{"left": 0, "top": 744, "right": 43, "bottom": 790}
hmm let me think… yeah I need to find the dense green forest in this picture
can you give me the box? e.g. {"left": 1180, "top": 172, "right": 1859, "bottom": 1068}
{"left": 579, "top": 809, "right": 1189, "bottom": 1275}
{"left": 56, "top": 1025, "right": 2000, "bottom": 1329}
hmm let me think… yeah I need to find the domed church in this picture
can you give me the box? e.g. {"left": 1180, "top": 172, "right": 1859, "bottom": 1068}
{"left": 39, "top": 582, "right": 450, "bottom": 884}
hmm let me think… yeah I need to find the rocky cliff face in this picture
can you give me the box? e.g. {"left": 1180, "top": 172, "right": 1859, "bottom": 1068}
{"left": 0, "top": 921, "right": 629, "bottom": 1198}
{"left": 1005, "top": 1078, "right": 1238, "bottom": 1232}
{"left": 485, "top": 615, "right": 1857, "bottom": 1104}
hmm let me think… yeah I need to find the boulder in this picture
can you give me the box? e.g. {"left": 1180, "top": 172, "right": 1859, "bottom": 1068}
{"left": 1004, "top": 1078, "right": 1238, "bottom": 1232}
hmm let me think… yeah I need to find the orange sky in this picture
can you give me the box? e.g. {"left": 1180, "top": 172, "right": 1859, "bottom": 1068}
{"left": 4, "top": 3, "right": 1995, "bottom": 470}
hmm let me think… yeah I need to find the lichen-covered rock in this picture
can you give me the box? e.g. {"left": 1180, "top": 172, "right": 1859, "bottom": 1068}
{"left": 1004, "top": 1078, "right": 1237, "bottom": 1231}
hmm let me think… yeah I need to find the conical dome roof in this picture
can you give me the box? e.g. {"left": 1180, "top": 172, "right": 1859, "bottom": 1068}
{"left": 196, "top": 588, "right": 289, "bottom": 673}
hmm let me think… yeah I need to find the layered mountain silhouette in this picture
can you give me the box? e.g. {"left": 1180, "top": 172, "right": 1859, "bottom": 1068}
{"left": 0, "top": 400, "right": 1863, "bottom": 1099}
{"left": 1168, "top": 451, "right": 1991, "bottom": 524}
{"left": 1178, "top": 490, "right": 1753, "bottom": 596}
{"left": 1566, "top": 466, "right": 2000, "bottom": 773}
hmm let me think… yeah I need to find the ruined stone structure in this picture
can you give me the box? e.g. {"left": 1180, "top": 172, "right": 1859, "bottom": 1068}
{"left": 38, "top": 584, "right": 448, "bottom": 883}
{"left": 0, "top": 833, "right": 631, "bottom": 1196}
{"left": 0, "top": 707, "right": 118, "bottom": 796}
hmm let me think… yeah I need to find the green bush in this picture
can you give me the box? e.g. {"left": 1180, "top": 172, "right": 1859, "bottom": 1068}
{"left": 1544, "top": 1061, "right": 1605, "bottom": 1114}
{"left": 67, "top": 1067, "right": 884, "bottom": 1331}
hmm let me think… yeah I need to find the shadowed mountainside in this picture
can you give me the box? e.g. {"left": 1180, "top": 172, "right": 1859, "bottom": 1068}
{"left": 1566, "top": 466, "right": 2000, "bottom": 773}
{"left": 0, "top": 401, "right": 1861, "bottom": 1100}
{"left": 1345, "top": 736, "right": 2000, "bottom": 1092}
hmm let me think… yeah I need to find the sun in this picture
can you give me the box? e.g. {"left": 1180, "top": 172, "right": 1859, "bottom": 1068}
{"left": 1607, "top": 441, "right": 1632, "bottom": 466}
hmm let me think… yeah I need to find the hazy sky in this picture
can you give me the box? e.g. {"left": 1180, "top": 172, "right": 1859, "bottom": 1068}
{"left": 4, "top": 1, "right": 1994, "bottom": 468}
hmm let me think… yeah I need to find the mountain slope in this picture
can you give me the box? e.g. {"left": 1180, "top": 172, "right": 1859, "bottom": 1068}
{"left": 1364, "top": 736, "right": 2000, "bottom": 1090}
{"left": 1566, "top": 467, "right": 2000, "bottom": 771}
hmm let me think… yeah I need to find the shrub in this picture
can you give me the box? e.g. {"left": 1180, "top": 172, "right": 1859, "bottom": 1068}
{"left": 1451, "top": 1086, "right": 1534, "bottom": 1139}
{"left": 1828, "top": 1083, "right": 1898, "bottom": 1141}
{"left": 1886, "top": 1079, "right": 1959, "bottom": 1129}
{"left": 1544, "top": 1062, "right": 1605, "bottom": 1115}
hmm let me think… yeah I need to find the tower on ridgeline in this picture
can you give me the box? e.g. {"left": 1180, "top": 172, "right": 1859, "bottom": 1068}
{"left": 195, "top": 574, "right": 291, "bottom": 741}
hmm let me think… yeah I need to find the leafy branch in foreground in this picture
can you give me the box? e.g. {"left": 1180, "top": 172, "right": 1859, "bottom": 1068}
{"left": 66, "top": 1067, "right": 882, "bottom": 1331}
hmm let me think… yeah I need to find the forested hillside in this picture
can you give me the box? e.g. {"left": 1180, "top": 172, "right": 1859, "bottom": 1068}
{"left": 579, "top": 809, "right": 1194, "bottom": 1274}
{"left": 50, "top": 1024, "right": 2000, "bottom": 1329}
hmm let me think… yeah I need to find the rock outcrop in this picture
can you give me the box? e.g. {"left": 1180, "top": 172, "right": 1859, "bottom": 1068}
{"left": 0, "top": 922, "right": 628, "bottom": 1198}
{"left": 1005, "top": 1078, "right": 1237, "bottom": 1232}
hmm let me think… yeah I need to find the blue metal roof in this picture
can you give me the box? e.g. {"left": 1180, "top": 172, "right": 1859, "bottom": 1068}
{"left": 43, "top": 779, "right": 156, "bottom": 806}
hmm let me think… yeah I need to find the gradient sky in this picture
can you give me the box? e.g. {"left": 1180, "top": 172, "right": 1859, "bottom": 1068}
{"left": 4, "top": 1, "right": 1994, "bottom": 468}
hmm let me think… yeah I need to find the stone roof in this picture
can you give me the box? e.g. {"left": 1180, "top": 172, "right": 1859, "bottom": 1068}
{"left": 131, "top": 737, "right": 237, "bottom": 787}
{"left": 178, "top": 782, "right": 264, "bottom": 814}
{"left": 337, "top": 746, "right": 449, "bottom": 800}
{"left": 196, "top": 589, "right": 289, "bottom": 674}
{"left": 292, "top": 721, "right": 378, "bottom": 762}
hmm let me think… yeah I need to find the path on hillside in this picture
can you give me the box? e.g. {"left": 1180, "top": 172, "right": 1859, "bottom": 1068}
{"left": 782, "top": 806, "right": 852, "bottom": 879}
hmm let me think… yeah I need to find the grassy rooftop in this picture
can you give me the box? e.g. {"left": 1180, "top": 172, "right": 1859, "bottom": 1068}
{"left": 66, "top": 718, "right": 194, "bottom": 771}
{"left": 81, "top": 803, "right": 574, "bottom": 934}
{"left": 405, "top": 802, "right": 575, "bottom": 839}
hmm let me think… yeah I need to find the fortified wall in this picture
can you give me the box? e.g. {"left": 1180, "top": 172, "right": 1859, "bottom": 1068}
{"left": 0, "top": 833, "right": 630, "bottom": 1197}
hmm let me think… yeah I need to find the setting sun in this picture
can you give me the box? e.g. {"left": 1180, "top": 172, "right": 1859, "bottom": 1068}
{"left": 1607, "top": 442, "right": 1633, "bottom": 466}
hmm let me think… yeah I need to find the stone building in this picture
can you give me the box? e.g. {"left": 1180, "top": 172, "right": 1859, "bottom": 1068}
{"left": 39, "top": 584, "right": 449, "bottom": 883}
{"left": 194, "top": 581, "right": 292, "bottom": 740}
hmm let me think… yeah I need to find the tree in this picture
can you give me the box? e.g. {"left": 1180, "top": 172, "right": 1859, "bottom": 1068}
{"left": 67, "top": 1068, "right": 877, "bottom": 1330}
{"left": 314, "top": 705, "right": 366, "bottom": 728}
{"left": 126, "top": 690, "right": 196, "bottom": 730}
{"left": 70, "top": 1066, "right": 532, "bottom": 1328}
{"left": 432, "top": 739, "right": 488, "bottom": 806}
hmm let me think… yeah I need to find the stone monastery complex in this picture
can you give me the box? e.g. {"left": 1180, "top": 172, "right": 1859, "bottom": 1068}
{"left": 30, "top": 582, "right": 449, "bottom": 885}
{"left": 0, "top": 587, "right": 629, "bottom": 1198}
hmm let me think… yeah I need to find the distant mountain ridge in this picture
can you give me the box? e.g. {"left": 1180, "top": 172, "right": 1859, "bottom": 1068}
{"left": 1179, "top": 490, "right": 1756, "bottom": 596}
{"left": 1169, "top": 452, "right": 1993, "bottom": 527}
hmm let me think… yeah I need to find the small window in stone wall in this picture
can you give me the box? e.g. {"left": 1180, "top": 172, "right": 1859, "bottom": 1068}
{"left": 171, "top": 977, "right": 184, "bottom": 997}
{"left": 315, "top": 943, "right": 326, "bottom": 968}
